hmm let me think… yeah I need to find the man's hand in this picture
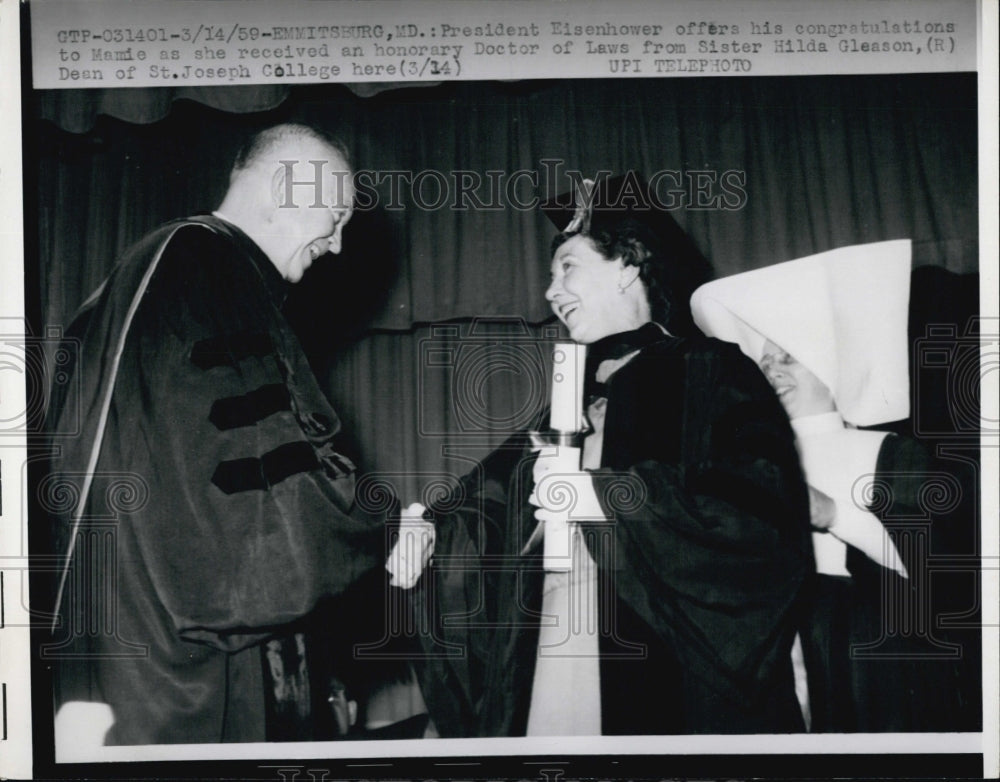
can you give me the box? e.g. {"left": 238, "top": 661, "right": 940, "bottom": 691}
{"left": 385, "top": 502, "right": 434, "bottom": 589}
{"left": 808, "top": 484, "right": 838, "bottom": 531}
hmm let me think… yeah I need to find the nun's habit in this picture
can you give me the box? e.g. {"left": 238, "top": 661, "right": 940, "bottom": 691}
{"left": 691, "top": 240, "right": 973, "bottom": 731}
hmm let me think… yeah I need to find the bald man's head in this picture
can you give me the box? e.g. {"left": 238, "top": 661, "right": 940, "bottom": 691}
{"left": 218, "top": 124, "right": 355, "bottom": 282}
{"left": 230, "top": 124, "right": 351, "bottom": 181}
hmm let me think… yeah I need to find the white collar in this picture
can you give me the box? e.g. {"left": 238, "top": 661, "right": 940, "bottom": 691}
{"left": 791, "top": 411, "right": 846, "bottom": 438}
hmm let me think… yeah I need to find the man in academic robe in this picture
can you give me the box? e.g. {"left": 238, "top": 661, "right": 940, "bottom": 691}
{"left": 47, "top": 124, "right": 384, "bottom": 747}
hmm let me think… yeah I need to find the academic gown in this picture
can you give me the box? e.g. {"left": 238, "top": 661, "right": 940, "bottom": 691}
{"left": 412, "top": 324, "right": 813, "bottom": 736}
{"left": 47, "top": 216, "right": 383, "bottom": 745}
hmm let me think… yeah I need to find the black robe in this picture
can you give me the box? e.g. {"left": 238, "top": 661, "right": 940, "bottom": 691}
{"left": 799, "top": 433, "right": 981, "bottom": 732}
{"left": 412, "top": 326, "right": 813, "bottom": 736}
{"left": 47, "top": 216, "right": 382, "bottom": 744}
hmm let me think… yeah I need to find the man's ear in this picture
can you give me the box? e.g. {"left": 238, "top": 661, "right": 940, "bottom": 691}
{"left": 271, "top": 162, "right": 291, "bottom": 210}
{"left": 347, "top": 700, "right": 358, "bottom": 727}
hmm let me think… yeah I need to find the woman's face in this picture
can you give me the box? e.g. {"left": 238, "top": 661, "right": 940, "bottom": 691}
{"left": 545, "top": 234, "right": 646, "bottom": 344}
{"left": 758, "top": 339, "right": 836, "bottom": 420}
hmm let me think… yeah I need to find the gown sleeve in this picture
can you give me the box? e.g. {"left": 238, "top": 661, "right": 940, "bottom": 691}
{"left": 112, "top": 226, "right": 383, "bottom": 652}
{"left": 859, "top": 432, "right": 980, "bottom": 730}
{"left": 406, "top": 433, "right": 533, "bottom": 737}
{"left": 587, "top": 340, "right": 812, "bottom": 730}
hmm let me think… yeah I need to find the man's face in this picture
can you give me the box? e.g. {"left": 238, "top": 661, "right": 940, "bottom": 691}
{"left": 272, "top": 149, "right": 354, "bottom": 283}
{"left": 545, "top": 234, "right": 641, "bottom": 344}
{"left": 758, "top": 339, "right": 836, "bottom": 420}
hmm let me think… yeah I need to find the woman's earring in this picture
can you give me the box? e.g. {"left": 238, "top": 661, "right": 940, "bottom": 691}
{"left": 618, "top": 267, "right": 638, "bottom": 294}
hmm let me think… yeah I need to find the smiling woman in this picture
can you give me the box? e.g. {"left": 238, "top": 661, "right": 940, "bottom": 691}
{"left": 545, "top": 233, "right": 649, "bottom": 344}
{"left": 408, "top": 173, "right": 814, "bottom": 737}
{"left": 691, "top": 240, "right": 980, "bottom": 732}
{"left": 759, "top": 339, "right": 836, "bottom": 420}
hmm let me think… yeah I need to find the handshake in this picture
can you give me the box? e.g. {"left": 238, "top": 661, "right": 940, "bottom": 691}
{"left": 384, "top": 438, "right": 606, "bottom": 588}
{"left": 384, "top": 502, "right": 435, "bottom": 589}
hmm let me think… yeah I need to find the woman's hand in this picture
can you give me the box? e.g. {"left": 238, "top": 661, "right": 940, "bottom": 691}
{"left": 808, "top": 485, "right": 838, "bottom": 531}
{"left": 529, "top": 444, "right": 605, "bottom": 521}
{"left": 810, "top": 484, "right": 908, "bottom": 578}
{"left": 528, "top": 443, "right": 605, "bottom": 570}
{"left": 385, "top": 502, "right": 435, "bottom": 589}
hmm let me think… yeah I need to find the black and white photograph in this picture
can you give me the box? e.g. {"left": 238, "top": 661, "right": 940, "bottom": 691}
{"left": 1, "top": 1, "right": 996, "bottom": 779}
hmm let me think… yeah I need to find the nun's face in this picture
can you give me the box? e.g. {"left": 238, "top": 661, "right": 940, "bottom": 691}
{"left": 545, "top": 234, "right": 646, "bottom": 344}
{"left": 759, "top": 339, "right": 836, "bottom": 420}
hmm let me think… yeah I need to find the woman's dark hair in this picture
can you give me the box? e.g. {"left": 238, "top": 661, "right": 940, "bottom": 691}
{"left": 550, "top": 216, "right": 712, "bottom": 337}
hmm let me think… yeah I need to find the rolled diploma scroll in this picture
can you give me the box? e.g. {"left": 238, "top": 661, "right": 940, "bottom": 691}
{"left": 542, "top": 343, "right": 587, "bottom": 571}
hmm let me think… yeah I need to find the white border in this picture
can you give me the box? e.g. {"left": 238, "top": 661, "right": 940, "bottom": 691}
{"left": 3, "top": 0, "right": 997, "bottom": 777}
{"left": 0, "top": 0, "right": 32, "bottom": 778}
{"left": 976, "top": 0, "right": 999, "bottom": 776}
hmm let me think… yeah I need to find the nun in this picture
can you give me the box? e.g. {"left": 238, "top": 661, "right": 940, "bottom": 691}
{"left": 691, "top": 240, "right": 974, "bottom": 731}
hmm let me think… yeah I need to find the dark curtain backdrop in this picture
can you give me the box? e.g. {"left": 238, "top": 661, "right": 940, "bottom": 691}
{"left": 32, "top": 74, "right": 978, "bottom": 501}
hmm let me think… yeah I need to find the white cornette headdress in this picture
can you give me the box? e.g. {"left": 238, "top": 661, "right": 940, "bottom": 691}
{"left": 690, "top": 240, "right": 912, "bottom": 426}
